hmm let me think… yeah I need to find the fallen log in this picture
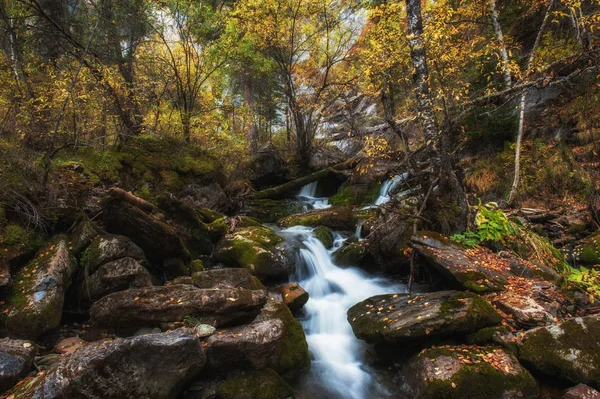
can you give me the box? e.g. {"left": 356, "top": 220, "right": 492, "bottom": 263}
{"left": 250, "top": 157, "right": 360, "bottom": 200}
{"left": 108, "top": 187, "right": 155, "bottom": 214}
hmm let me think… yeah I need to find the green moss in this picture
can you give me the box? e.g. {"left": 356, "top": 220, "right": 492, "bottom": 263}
{"left": 332, "top": 242, "right": 369, "bottom": 267}
{"left": 209, "top": 218, "right": 228, "bottom": 242}
{"left": 0, "top": 224, "right": 44, "bottom": 255}
{"left": 580, "top": 246, "right": 599, "bottom": 265}
{"left": 313, "top": 226, "right": 334, "bottom": 249}
{"left": 330, "top": 183, "right": 380, "bottom": 206}
{"left": 216, "top": 369, "right": 294, "bottom": 399}
{"left": 244, "top": 199, "right": 303, "bottom": 224}
{"left": 277, "top": 206, "right": 356, "bottom": 230}
{"left": 197, "top": 208, "right": 225, "bottom": 223}
{"left": 189, "top": 259, "right": 205, "bottom": 273}
{"left": 269, "top": 302, "right": 310, "bottom": 377}
{"left": 159, "top": 170, "right": 183, "bottom": 191}
{"left": 466, "top": 326, "right": 510, "bottom": 345}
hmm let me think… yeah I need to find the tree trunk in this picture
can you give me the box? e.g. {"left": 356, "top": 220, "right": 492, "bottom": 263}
{"left": 489, "top": 0, "right": 512, "bottom": 88}
{"left": 508, "top": 0, "right": 555, "bottom": 204}
{"left": 243, "top": 72, "right": 258, "bottom": 154}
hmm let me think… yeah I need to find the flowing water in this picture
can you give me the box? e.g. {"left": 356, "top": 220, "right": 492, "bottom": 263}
{"left": 298, "top": 181, "right": 332, "bottom": 210}
{"left": 285, "top": 182, "right": 406, "bottom": 399}
{"left": 374, "top": 173, "right": 407, "bottom": 206}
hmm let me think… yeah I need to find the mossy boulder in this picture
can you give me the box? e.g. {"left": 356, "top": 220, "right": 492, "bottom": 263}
{"left": 347, "top": 290, "right": 502, "bottom": 345}
{"left": 277, "top": 206, "right": 356, "bottom": 231}
{"left": 69, "top": 214, "right": 101, "bottom": 256}
{"left": 330, "top": 183, "right": 380, "bottom": 206}
{"left": 214, "top": 226, "right": 294, "bottom": 281}
{"left": 81, "top": 234, "right": 147, "bottom": 275}
{"left": 518, "top": 315, "right": 600, "bottom": 388}
{"left": 313, "top": 226, "right": 334, "bottom": 249}
{"left": 191, "top": 268, "right": 265, "bottom": 291}
{"left": 574, "top": 232, "right": 600, "bottom": 266}
{"left": 400, "top": 345, "right": 538, "bottom": 399}
{"left": 244, "top": 199, "right": 303, "bottom": 224}
{"left": 332, "top": 241, "right": 372, "bottom": 268}
{"left": 205, "top": 300, "right": 310, "bottom": 379}
{"left": 6, "top": 237, "right": 77, "bottom": 340}
{"left": 216, "top": 369, "right": 294, "bottom": 399}
{"left": 0, "top": 224, "right": 45, "bottom": 292}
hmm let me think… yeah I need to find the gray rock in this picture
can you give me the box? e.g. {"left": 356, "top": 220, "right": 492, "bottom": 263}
{"left": 191, "top": 268, "right": 264, "bottom": 290}
{"left": 90, "top": 284, "right": 267, "bottom": 330}
{"left": 81, "top": 234, "right": 147, "bottom": 274}
{"left": 9, "top": 329, "right": 204, "bottom": 399}
{"left": 489, "top": 292, "right": 554, "bottom": 328}
{"left": 0, "top": 338, "right": 37, "bottom": 392}
{"left": 563, "top": 384, "right": 600, "bottom": 399}
{"left": 347, "top": 290, "right": 502, "bottom": 345}
{"left": 85, "top": 257, "right": 152, "bottom": 301}
{"left": 193, "top": 324, "right": 216, "bottom": 338}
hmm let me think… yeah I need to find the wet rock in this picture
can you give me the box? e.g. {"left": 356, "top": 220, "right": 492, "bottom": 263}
{"left": 563, "top": 384, "right": 600, "bottom": 399}
{"left": 0, "top": 338, "right": 37, "bottom": 392}
{"left": 243, "top": 199, "right": 303, "bottom": 224}
{"left": 488, "top": 292, "right": 554, "bottom": 328}
{"left": 332, "top": 241, "right": 373, "bottom": 268}
{"left": 103, "top": 198, "right": 190, "bottom": 266}
{"left": 85, "top": 257, "right": 152, "bottom": 301}
{"left": 54, "top": 337, "right": 87, "bottom": 354}
{"left": 205, "top": 300, "right": 310, "bottom": 378}
{"left": 313, "top": 226, "right": 334, "bottom": 249}
{"left": 191, "top": 268, "right": 265, "bottom": 290}
{"left": 9, "top": 329, "right": 205, "bottom": 399}
{"left": 518, "top": 315, "right": 600, "bottom": 388}
{"left": 347, "top": 290, "right": 501, "bottom": 345}
{"left": 6, "top": 238, "right": 76, "bottom": 340}
{"left": 400, "top": 345, "right": 538, "bottom": 399}
{"left": 277, "top": 206, "right": 356, "bottom": 231}
{"left": 214, "top": 226, "right": 294, "bottom": 280}
{"left": 90, "top": 284, "right": 267, "bottom": 330}
{"left": 366, "top": 212, "right": 412, "bottom": 271}
{"left": 280, "top": 282, "right": 309, "bottom": 312}
{"left": 81, "top": 234, "right": 147, "bottom": 274}
{"left": 216, "top": 369, "right": 294, "bottom": 399}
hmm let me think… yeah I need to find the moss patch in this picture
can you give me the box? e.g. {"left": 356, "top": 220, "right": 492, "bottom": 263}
{"left": 216, "top": 369, "right": 294, "bottom": 399}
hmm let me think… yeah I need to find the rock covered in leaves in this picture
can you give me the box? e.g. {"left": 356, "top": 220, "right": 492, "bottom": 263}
{"left": 6, "top": 238, "right": 76, "bottom": 340}
{"left": 280, "top": 282, "right": 309, "bottom": 312}
{"left": 488, "top": 292, "right": 554, "bottom": 328}
{"left": 399, "top": 345, "right": 539, "bottom": 399}
{"left": 214, "top": 226, "right": 294, "bottom": 280}
{"left": 347, "top": 290, "right": 501, "bottom": 345}
{"left": 9, "top": 329, "right": 204, "bottom": 399}
{"left": 216, "top": 369, "right": 294, "bottom": 399}
{"left": 205, "top": 300, "right": 310, "bottom": 379}
{"left": 90, "top": 284, "right": 267, "bottom": 331}
{"left": 518, "top": 315, "right": 600, "bottom": 388}
{"left": 85, "top": 257, "right": 153, "bottom": 301}
{"left": 563, "top": 384, "right": 600, "bottom": 399}
{"left": 0, "top": 338, "right": 37, "bottom": 392}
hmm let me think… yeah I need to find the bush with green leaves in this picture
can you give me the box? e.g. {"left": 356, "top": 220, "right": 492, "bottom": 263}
{"left": 452, "top": 202, "right": 517, "bottom": 247}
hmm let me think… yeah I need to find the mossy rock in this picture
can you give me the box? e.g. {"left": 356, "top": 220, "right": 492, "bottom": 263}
{"left": 518, "top": 315, "right": 600, "bottom": 388}
{"left": 400, "top": 345, "right": 539, "bottom": 399}
{"left": 244, "top": 200, "right": 304, "bottom": 224}
{"left": 216, "top": 369, "right": 294, "bottom": 399}
{"left": 214, "top": 226, "right": 294, "bottom": 280}
{"left": 189, "top": 259, "right": 205, "bottom": 273}
{"left": 313, "top": 226, "right": 334, "bottom": 249}
{"left": 332, "top": 242, "right": 371, "bottom": 267}
{"left": 197, "top": 208, "right": 225, "bottom": 223}
{"left": 574, "top": 232, "right": 600, "bottom": 266}
{"left": 330, "top": 182, "right": 380, "bottom": 206}
{"left": 209, "top": 218, "right": 229, "bottom": 243}
{"left": 278, "top": 206, "right": 356, "bottom": 230}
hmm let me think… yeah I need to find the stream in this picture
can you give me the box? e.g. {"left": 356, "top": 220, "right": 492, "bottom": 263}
{"left": 283, "top": 178, "right": 406, "bottom": 399}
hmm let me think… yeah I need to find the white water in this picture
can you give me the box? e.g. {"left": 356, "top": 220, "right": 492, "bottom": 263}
{"left": 283, "top": 197, "right": 404, "bottom": 399}
{"left": 298, "top": 182, "right": 331, "bottom": 210}
{"left": 374, "top": 173, "right": 407, "bottom": 205}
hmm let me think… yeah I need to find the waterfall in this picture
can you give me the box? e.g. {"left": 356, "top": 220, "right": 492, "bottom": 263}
{"left": 282, "top": 226, "right": 404, "bottom": 398}
{"left": 354, "top": 220, "right": 364, "bottom": 240}
{"left": 298, "top": 182, "right": 331, "bottom": 210}
{"left": 374, "top": 173, "right": 407, "bottom": 206}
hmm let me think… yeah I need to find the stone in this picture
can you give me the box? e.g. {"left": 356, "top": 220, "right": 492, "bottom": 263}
{"left": 181, "top": 182, "right": 229, "bottom": 212}
{"left": 85, "top": 257, "right": 152, "bottom": 301}
{"left": 69, "top": 214, "right": 100, "bottom": 256}
{"left": 277, "top": 206, "right": 356, "bottom": 230}
{"left": 280, "top": 282, "right": 309, "bottom": 312}
{"left": 250, "top": 144, "right": 289, "bottom": 188}
{"left": 103, "top": 198, "right": 190, "bottom": 266}
{"left": 0, "top": 338, "right": 37, "bottom": 392}
{"left": 53, "top": 337, "right": 87, "bottom": 354}
{"left": 81, "top": 234, "right": 147, "bottom": 274}
{"left": 216, "top": 369, "right": 294, "bottom": 399}
{"left": 518, "top": 315, "right": 600, "bottom": 389}
{"left": 574, "top": 231, "right": 600, "bottom": 266}
{"left": 332, "top": 241, "right": 372, "bottom": 268}
{"left": 90, "top": 284, "right": 267, "bottom": 330}
{"left": 193, "top": 324, "right": 216, "bottom": 338}
{"left": 205, "top": 300, "right": 310, "bottom": 379}
{"left": 191, "top": 268, "right": 265, "bottom": 290}
{"left": 488, "top": 292, "right": 554, "bottom": 328}
{"left": 399, "top": 345, "right": 538, "bottom": 399}
{"left": 563, "top": 384, "right": 600, "bottom": 399}
{"left": 9, "top": 329, "right": 205, "bottom": 399}
{"left": 347, "top": 290, "right": 502, "bottom": 345}
{"left": 6, "top": 238, "right": 77, "bottom": 340}
{"left": 243, "top": 199, "right": 303, "bottom": 224}
{"left": 214, "top": 226, "right": 294, "bottom": 280}
{"left": 313, "top": 226, "right": 334, "bottom": 249}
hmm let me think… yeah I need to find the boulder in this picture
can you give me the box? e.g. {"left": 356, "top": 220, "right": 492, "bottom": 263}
{"left": 216, "top": 369, "right": 294, "bottom": 399}
{"left": 103, "top": 198, "right": 190, "bottom": 266}
{"left": 280, "top": 282, "right": 309, "bottom": 312}
{"left": 518, "top": 315, "right": 600, "bottom": 388}
{"left": 69, "top": 214, "right": 100, "bottom": 256}
{"left": 278, "top": 206, "right": 356, "bottom": 230}
{"left": 347, "top": 290, "right": 501, "bottom": 345}
{"left": 0, "top": 338, "right": 37, "bottom": 392}
{"left": 250, "top": 145, "right": 289, "bottom": 188}
{"left": 309, "top": 144, "right": 347, "bottom": 170}
{"left": 330, "top": 182, "right": 380, "bottom": 206}
{"left": 191, "top": 268, "right": 265, "bottom": 291}
{"left": 9, "top": 329, "right": 204, "bottom": 399}
{"left": 366, "top": 212, "right": 412, "bottom": 271}
{"left": 181, "top": 182, "right": 230, "bottom": 212}
{"left": 81, "top": 234, "right": 147, "bottom": 274}
{"left": 205, "top": 300, "right": 310, "bottom": 378}
{"left": 214, "top": 226, "right": 294, "bottom": 280}
{"left": 243, "top": 199, "right": 303, "bottom": 224}
{"left": 90, "top": 284, "right": 267, "bottom": 330}
{"left": 313, "top": 226, "right": 334, "bottom": 249}
{"left": 54, "top": 337, "right": 87, "bottom": 355}
{"left": 399, "top": 345, "right": 538, "bottom": 399}
{"left": 488, "top": 292, "right": 554, "bottom": 329}
{"left": 332, "top": 241, "right": 372, "bottom": 268}
{"left": 6, "top": 238, "right": 76, "bottom": 340}
{"left": 563, "top": 384, "right": 600, "bottom": 399}
{"left": 573, "top": 231, "right": 600, "bottom": 266}
{"left": 84, "top": 257, "right": 152, "bottom": 301}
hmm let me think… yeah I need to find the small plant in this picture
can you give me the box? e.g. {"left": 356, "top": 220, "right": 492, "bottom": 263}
{"left": 452, "top": 201, "right": 517, "bottom": 247}
{"left": 564, "top": 265, "right": 600, "bottom": 304}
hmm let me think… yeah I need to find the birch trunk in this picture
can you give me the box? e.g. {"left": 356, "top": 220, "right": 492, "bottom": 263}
{"left": 489, "top": 0, "right": 512, "bottom": 88}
